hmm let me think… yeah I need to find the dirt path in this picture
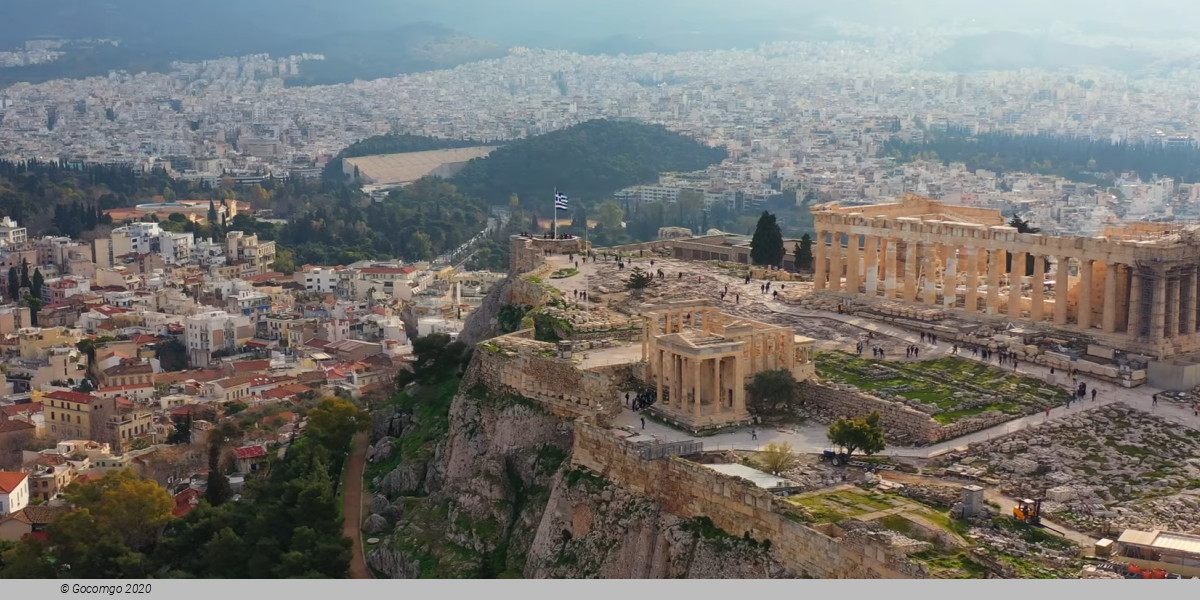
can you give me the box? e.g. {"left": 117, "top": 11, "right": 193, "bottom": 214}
{"left": 343, "top": 432, "right": 372, "bottom": 579}
{"left": 879, "top": 471, "right": 1096, "bottom": 551}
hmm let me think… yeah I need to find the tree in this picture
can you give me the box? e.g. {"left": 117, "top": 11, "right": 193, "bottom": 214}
{"left": 204, "top": 422, "right": 239, "bottom": 507}
{"left": 19, "top": 259, "right": 30, "bottom": 292}
{"left": 408, "top": 232, "right": 433, "bottom": 261}
{"left": 749, "top": 211, "right": 784, "bottom": 267}
{"left": 167, "top": 415, "right": 192, "bottom": 445}
{"left": 827, "top": 411, "right": 886, "bottom": 458}
{"left": 62, "top": 468, "right": 174, "bottom": 552}
{"left": 756, "top": 442, "right": 798, "bottom": 475}
{"left": 304, "top": 397, "right": 368, "bottom": 455}
{"left": 207, "top": 200, "right": 218, "bottom": 224}
{"left": 6, "top": 267, "right": 17, "bottom": 301}
{"left": 595, "top": 201, "right": 624, "bottom": 230}
{"left": 271, "top": 248, "right": 296, "bottom": 274}
{"left": 30, "top": 269, "right": 44, "bottom": 300}
{"left": 745, "top": 368, "right": 799, "bottom": 415}
{"left": 626, "top": 266, "right": 653, "bottom": 295}
{"left": 795, "top": 234, "right": 814, "bottom": 272}
{"left": 162, "top": 187, "right": 176, "bottom": 203}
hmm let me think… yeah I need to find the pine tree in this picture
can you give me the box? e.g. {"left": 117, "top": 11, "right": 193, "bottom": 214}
{"left": 31, "top": 269, "right": 44, "bottom": 300}
{"left": 19, "top": 259, "right": 31, "bottom": 291}
{"left": 6, "top": 267, "right": 18, "bottom": 301}
{"left": 208, "top": 200, "right": 218, "bottom": 224}
{"left": 796, "top": 233, "right": 814, "bottom": 272}
{"left": 749, "top": 211, "right": 784, "bottom": 267}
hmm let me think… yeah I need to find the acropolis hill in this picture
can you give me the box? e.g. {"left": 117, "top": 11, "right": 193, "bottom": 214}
{"left": 364, "top": 198, "right": 1200, "bottom": 579}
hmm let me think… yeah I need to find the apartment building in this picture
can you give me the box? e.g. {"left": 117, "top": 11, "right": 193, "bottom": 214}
{"left": 185, "top": 310, "right": 254, "bottom": 368}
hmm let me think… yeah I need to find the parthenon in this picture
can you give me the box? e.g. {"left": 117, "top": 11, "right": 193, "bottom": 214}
{"left": 812, "top": 194, "right": 1200, "bottom": 359}
{"left": 641, "top": 300, "right": 815, "bottom": 431}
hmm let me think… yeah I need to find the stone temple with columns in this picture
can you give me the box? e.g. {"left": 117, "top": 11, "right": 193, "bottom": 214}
{"left": 811, "top": 194, "right": 1200, "bottom": 364}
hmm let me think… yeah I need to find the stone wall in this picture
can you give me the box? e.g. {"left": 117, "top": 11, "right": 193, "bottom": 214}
{"left": 799, "top": 381, "right": 943, "bottom": 445}
{"left": 510, "top": 274, "right": 554, "bottom": 307}
{"left": 467, "top": 341, "right": 622, "bottom": 425}
{"left": 798, "top": 381, "right": 1016, "bottom": 446}
{"left": 571, "top": 423, "right": 929, "bottom": 579}
{"left": 510, "top": 236, "right": 589, "bottom": 275}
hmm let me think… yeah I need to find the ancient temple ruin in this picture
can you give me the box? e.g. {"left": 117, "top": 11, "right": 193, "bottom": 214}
{"left": 812, "top": 194, "right": 1200, "bottom": 360}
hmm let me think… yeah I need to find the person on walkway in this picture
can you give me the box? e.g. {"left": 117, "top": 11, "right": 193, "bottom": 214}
{"left": 1152, "top": 394, "right": 1158, "bottom": 407}
{"left": 735, "top": 294, "right": 740, "bottom": 304}
{"left": 1045, "top": 407, "right": 1051, "bottom": 418}
{"left": 625, "top": 392, "right": 630, "bottom": 406}
{"left": 1091, "top": 389, "right": 1097, "bottom": 401}
{"left": 750, "top": 428, "right": 757, "bottom": 440}
{"left": 641, "top": 417, "right": 646, "bottom": 429}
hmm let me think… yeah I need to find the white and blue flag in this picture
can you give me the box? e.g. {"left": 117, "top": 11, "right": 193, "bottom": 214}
{"left": 555, "top": 192, "right": 569, "bottom": 211}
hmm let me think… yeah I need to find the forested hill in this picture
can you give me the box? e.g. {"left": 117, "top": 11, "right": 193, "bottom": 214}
{"left": 881, "top": 130, "right": 1200, "bottom": 184}
{"left": 322, "top": 134, "right": 490, "bottom": 181}
{"left": 450, "top": 119, "right": 728, "bottom": 204}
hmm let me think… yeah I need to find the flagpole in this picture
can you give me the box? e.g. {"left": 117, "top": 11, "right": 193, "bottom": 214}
{"left": 553, "top": 186, "right": 558, "bottom": 239}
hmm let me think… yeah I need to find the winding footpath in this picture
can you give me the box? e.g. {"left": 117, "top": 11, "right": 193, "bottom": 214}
{"left": 343, "top": 432, "right": 372, "bottom": 579}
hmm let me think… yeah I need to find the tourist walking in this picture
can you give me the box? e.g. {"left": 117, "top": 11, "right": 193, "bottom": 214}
{"left": 750, "top": 428, "right": 757, "bottom": 440}
{"left": 641, "top": 417, "right": 646, "bottom": 429}
{"left": 1091, "top": 389, "right": 1097, "bottom": 401}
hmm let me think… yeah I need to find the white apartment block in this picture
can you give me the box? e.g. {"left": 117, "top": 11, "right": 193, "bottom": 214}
{"left": 296, "top": 266, "right": 343, "bottom": 293}
{"left": 185, "top": 310, "right": 253, "bottom": 368}
{"left": 0, "top": 217, "right": 27, "bottom": 248}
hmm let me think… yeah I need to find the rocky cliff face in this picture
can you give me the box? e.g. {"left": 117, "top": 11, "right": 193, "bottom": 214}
{"left": 525, "top": 466, "right": 791, "bottom": 579}
{"left": 458, "top": 275, "right": 512, "bottom": 346}
{"left": 366, "top": 328, "right": 793, "bottom": 578}
{"left": 366, "top": 375, "right": 573, "bottom": 578}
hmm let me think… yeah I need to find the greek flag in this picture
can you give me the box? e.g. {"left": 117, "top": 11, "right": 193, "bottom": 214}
{"left": 555, "top": 192, "right": 569, "bottom": 211}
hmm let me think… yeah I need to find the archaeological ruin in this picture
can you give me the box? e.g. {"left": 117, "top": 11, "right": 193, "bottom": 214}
{"left": 641, "top": 300, "right": 816, "bottom": 431}
{"left": 810, "top": 194, "right": 1200, "bottom": 363}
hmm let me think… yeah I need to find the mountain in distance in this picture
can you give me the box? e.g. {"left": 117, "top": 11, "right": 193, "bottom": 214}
{"left": 924, "top": 32, "right": 1152, "bottom": 73}
{"left": 450, "top": 118, "right": 728, "bottom": 205}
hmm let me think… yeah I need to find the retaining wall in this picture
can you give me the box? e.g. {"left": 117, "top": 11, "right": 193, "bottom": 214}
{"left": 572, "top": 423, "right": 929, "bottom": 579}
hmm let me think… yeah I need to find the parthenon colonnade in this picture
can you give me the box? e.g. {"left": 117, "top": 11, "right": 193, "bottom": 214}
{"left": 810, "top": 194, "right": 1200, "bottom": 358}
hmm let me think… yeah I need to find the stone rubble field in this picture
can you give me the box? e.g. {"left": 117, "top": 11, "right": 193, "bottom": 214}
{"left": 949, "top": 403, "right": 1200, "bottom": 537}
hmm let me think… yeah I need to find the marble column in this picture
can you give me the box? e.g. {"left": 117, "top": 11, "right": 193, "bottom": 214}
{"left": 845, "top": 234, "right": 861, "bottom": 294}
{"left": 676, "top": 354, "right": 685, "bottom": 410}
{"left": 693, "top": 358, "right": 702, "bottom": 418}
{"left": 1166, "top": 276, "right": 1181, "bottom": 339}
{"left": 884, "top": 239, "right": 898, "bottom": 299}
{"left": 814, "top": 232, "right": 827, "bottom": 290}
{"left": 1184, "top": 267, "right": 1198, "bottom": 336}
{"left": 1128, "top": 270, "right": 1143, "bottom": 339}
{"left": 903, "top": 242, "right": 918, "bottom": 302}
{"left": 986, "top": 249, "right": 1002, "bottom": 315}
{"left": 713, "top": 357, "right": 722, "bottom": 415}
{"left": 1102, "top": 262, "right": 1119, "bottom": 333}
{"left": 1149, "top": 271, "right": 1166, "bottom": 343}
{"left": 828, "top": 232, "right": 843, "bottom": 292}
{"left": 922, "top": 243, "right": 938, "bottom": 305}
{"left": 964, "top": 247, "right": 980, "bottom": 313}
{"left": 1078, "top": 259, "right": 1093, "bottom": 330}
{"left": 656, "top": 349, "right": 664, "bottom": 406}
{"left": 1031, "top": 254, "right": 1045, "bottom": 321}
{"left": 1008, "top": 251, "right": 1025, "bottom": 319}
{"left": 734, "top": 353, "right": 746, "bottom": 413}
{"left": 864, "top": 235, "right": 879, "bottom": 295}
{"left": 943, "top": 245, "right": 959, "bottom": 309}
{"left": 1054, "top": 257, "right": 1069, "bottom": 326}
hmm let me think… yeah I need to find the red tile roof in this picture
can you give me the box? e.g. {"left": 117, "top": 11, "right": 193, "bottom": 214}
{"left": 234, "top": 445, "right": 268, "bottom": 460}
{"left": 172, "top": 488, "right": 203, "bottom": 518}
{"left": 232, "top": 360, "right": 270, "bottom": 373}
{"left": 44, "top": 390, "right": 101, "bottom": 405}
{"left": 0, "top": 419, "right": 36, "bottom": 434}
{"left": 0, "top": 471, "right": 29, "bottom": 493}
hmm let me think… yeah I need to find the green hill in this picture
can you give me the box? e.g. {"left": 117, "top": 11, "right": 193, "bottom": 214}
{"left": 450, "top": 119, "right": 727, "bottom": 205}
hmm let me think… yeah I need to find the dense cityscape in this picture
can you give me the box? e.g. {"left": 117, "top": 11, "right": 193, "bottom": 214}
{"left": 2, "top": 4, "right": 1200, "bottom": 581}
